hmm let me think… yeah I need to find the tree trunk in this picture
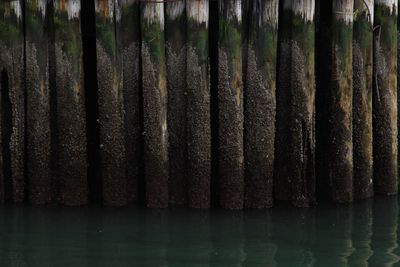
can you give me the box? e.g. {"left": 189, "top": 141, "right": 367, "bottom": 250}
{"left": 53, "top": 0, "right": 88, "bottom": 205}
{"left": 373, "top": 0, "right": 398, "bottom": 195}
{"left": 116, "top": 0, "right": 141, "bottom": 203}
{"left": 0, "top": 0, "right": 25, "bottom": 203}
{"left": 275, "top": 0, "right": 315, "bottom": 207}
{"left": 353, "top": 0, "right": 373, "bottom": 199}
{"left": 245, "top": 0, "right": 278, "bottom": 208}
{"left": 141, "top": 2, "right": 169, "bottom": 208}
{"left": 26, "top": 0, "right": 52, "bottom": 204}
{"left": 186, "top": 0, "right": 211, "bottom": 208}
{"left": 165, "top": 0, "right": 187, "bottom": 206}
{"left": 218, "top": 0, "right": 244, "bottom": 210}
{"left": 95, "top": 0, "right": 127, "bottom": 206}
{"left": 316, "top": 0, "right": 353, "bottom": 203}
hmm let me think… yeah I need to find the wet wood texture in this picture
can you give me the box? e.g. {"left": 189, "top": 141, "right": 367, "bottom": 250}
{"left": 218, "top": 0, "right": 244, "bottom": 210}
{"left": 53, "top": 0, "right": 88, "bottom": 206}
{"left": 373, "top": 0, "right": 398, "bottom": 195}
{"left": 244, "top": 0, "right": 278, "bottom": 209}
{"left": 186, "top": 0, "right": 211, "bottom": 209}
{"left": 0, "top": 0, "right": 399, "bottom": 208}
{"left": 141, "top": 2, "right": 169, "bottom": 208}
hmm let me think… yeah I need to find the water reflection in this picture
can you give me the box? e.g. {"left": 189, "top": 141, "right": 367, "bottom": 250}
{"left": 0, "top": 198, "right": 400, "bottom": 266}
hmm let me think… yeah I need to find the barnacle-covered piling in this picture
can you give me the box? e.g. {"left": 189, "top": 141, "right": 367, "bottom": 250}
{"left": 53, "top": 0, "right": 88, "bottom": 205}
{"left": 316, "top": 0, "right": 353, "bottom": 203}
{"left": 26, "top": 0, "right": 52, "bottom": 204}
{"left": 186, "top": 0, "right": 211, "bottom": 208}
{"left": 95, "top": 0, "right": 127, "bottom": 206}
{"left": 165, "top": 0, "right": 187, "bottom": 206}
{"left": 275, "top": 0, "right": 315, "bottom": 207}
{"left": 244, "top": 0, "right": 278, "bottom": 209}
{"left": 0, "top": 0, "right": 25, "bottom": 203}
{"left": 373, "top": 0, "right": 398, "bottom": 195}
{"left": 218, "top": 0, "right": 244, "bottom": 210}
{"left": 141, "top": 2, "right": 169, "bottom": 208}
{"left": 353, "top": 0, "right": 374, "bottom": 199}
{"left": 116, "top": 0, "right": 141, "bottom": 203}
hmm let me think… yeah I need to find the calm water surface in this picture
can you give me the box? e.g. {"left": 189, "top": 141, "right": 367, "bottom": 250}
{"left": 1, "top": 197, "right": 400, "bottom": 266}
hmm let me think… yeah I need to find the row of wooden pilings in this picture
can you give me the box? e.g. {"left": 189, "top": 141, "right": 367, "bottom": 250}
{"left": 0, "top": 0, "right": 397, "bottom": 209}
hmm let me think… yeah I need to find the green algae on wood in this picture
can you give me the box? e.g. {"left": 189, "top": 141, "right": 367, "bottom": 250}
{"left": 141, "top": 2, "right": 169, "bottom": 208}
{"left": 53, "top": 0, "right": 88, "bottom": 205}
{"left": 275, "top": 0, "right": 315, "bottom": 207}
{"left": 26, "top": 0, "right": 52, "bottom": 204}
{"left": 353, "top": 0, "right": 373, "bottom": 199}
{"left": 244, "top": 0, "right": 278, "bottom": 209}
{"left": 316, "top": 0, "right": 354, "bottom": 203}
{"left": 373, "top": 0, "right": 398, "bottom": 195}
{"left": 186, "top": 0, "right": 211, "bottom": 209}
{"left": 96, "top": 0, "right": 127, "bottom": 206}
{"left": 116, "top": 0, "right": 141, "bottom": 203}
{"left": 165, "top": 0, "right": 187, "bottom": 206}
{"left": 218, "top": 0, "right": 244, "bottom": 209}
{"left": 0, "top": 0, "right": 25, "bottom": 203}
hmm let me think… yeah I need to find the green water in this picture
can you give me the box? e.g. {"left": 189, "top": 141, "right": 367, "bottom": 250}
{"left": 0, "top": 197, "right": 399, "bottom": 266}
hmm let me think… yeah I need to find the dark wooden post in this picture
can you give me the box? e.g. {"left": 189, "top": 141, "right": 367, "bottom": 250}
{"left": 186, "top": 0, "right": 211, "bottom": 209}
{"left": 373, "top": 0, "right": 398, "bottom": 195}
{"left": 53, "top": 0, "right": 88, "bottom": 205}
{"left": 116, "top": 0, "right": 141, "bottom": 203}
{"left": 245, "top": 0, "right": 278, "bottom": 209}
{"left": 218, "top": 0, "right": 244, "bottom": 210}
{"left": 316, "top": 0, "right": 354, "bottom": 203}
{"left": 353, "top": 0, "right": 374, "bottom": 199}
{"left": 0, "top": 0, "right": 25, "bottom": 203}
{"left": 141, "top": 2, "right": 169, "bottom": 208}
{"left": 26, "top": 0, "right": 52, "bottom": 204}
{"left": 95, "top": 0, "right": 127, "bottom": 206}
{"left": 275, "top": 0, "right": 316, "bottom": 207}
{"left": 165, "top": 0, "right": 187, "bottom": 206}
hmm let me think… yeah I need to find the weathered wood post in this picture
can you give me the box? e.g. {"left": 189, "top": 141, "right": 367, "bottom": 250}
{"left": 141, "top": 2, "right": 169, "bottom": 208}
{"left": 218, "top": 0, "right": 244, "bottom": 210}
{"left": 186, "top": 0, "right": 211, "bottom": 209}
{"left": 244, "top": 0, "right": 278, "bottom": 209}
{"left": 95, "top": 0, "right": 127, "bottom": 206}
{"left": 53, "top": 0, "right": 88, "bottom": 205}
{"left": 275, "top": 0, "right": 315, "bottom": 207}
{"left": 316, "top": 0, "right": 353, "bottom": 203}
{"left": 353, "top": 0, "right": 374, "bottom": 199}
{"left": 165, "top": 0, "right": 187, "bottom": 206}
{"left": 373, "top": 0, "right": 398, "bottom": 195}
{"left": 116, "top": 0, "right": 141, "bottom": 203}
{"left": 0, "top": 0, "right": 25, "bottom": 203}
{"left": 26, "top": 0, "right": 52, "bottom": 204}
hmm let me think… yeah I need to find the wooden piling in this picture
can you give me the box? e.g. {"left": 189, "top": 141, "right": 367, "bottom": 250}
{"left": 0, "top": 0, "right": 25, "bottom": 203}
{"left": 53, "top": 0, "right": 88, "bottom": 205}
{"left": 25, "top": 0, "right": 52, "bottom": 204}
{"left": 116, "top": 0, "right": 141, "bottom": 203}
{"left": 316, "top": 0, "right": 353, "bottom": 203}
{"left": 165, "top": 0, "right": 187, "bottom": 206}
{"left": 244, "top": 0, "right": 278, "bottom": 209}
{"left": 141, "top": 2, "right": 169, "bottom": 208}
{"left": 218, "top": 0, "right": 244, "bottom": 210}
{"left": 186, "top": 0, "right": 211, "bottom": 208}
{"left": 373, "top": 0, "right": 398, "bottom": 195}
{"left": 353, "top": 0, "right": 374, "bottom": 199}
{"left": 275, "top": 0, "right": 315, "bottom": 207}
{"left": 95, "top": 0, "right": 127, "bottom": 206}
